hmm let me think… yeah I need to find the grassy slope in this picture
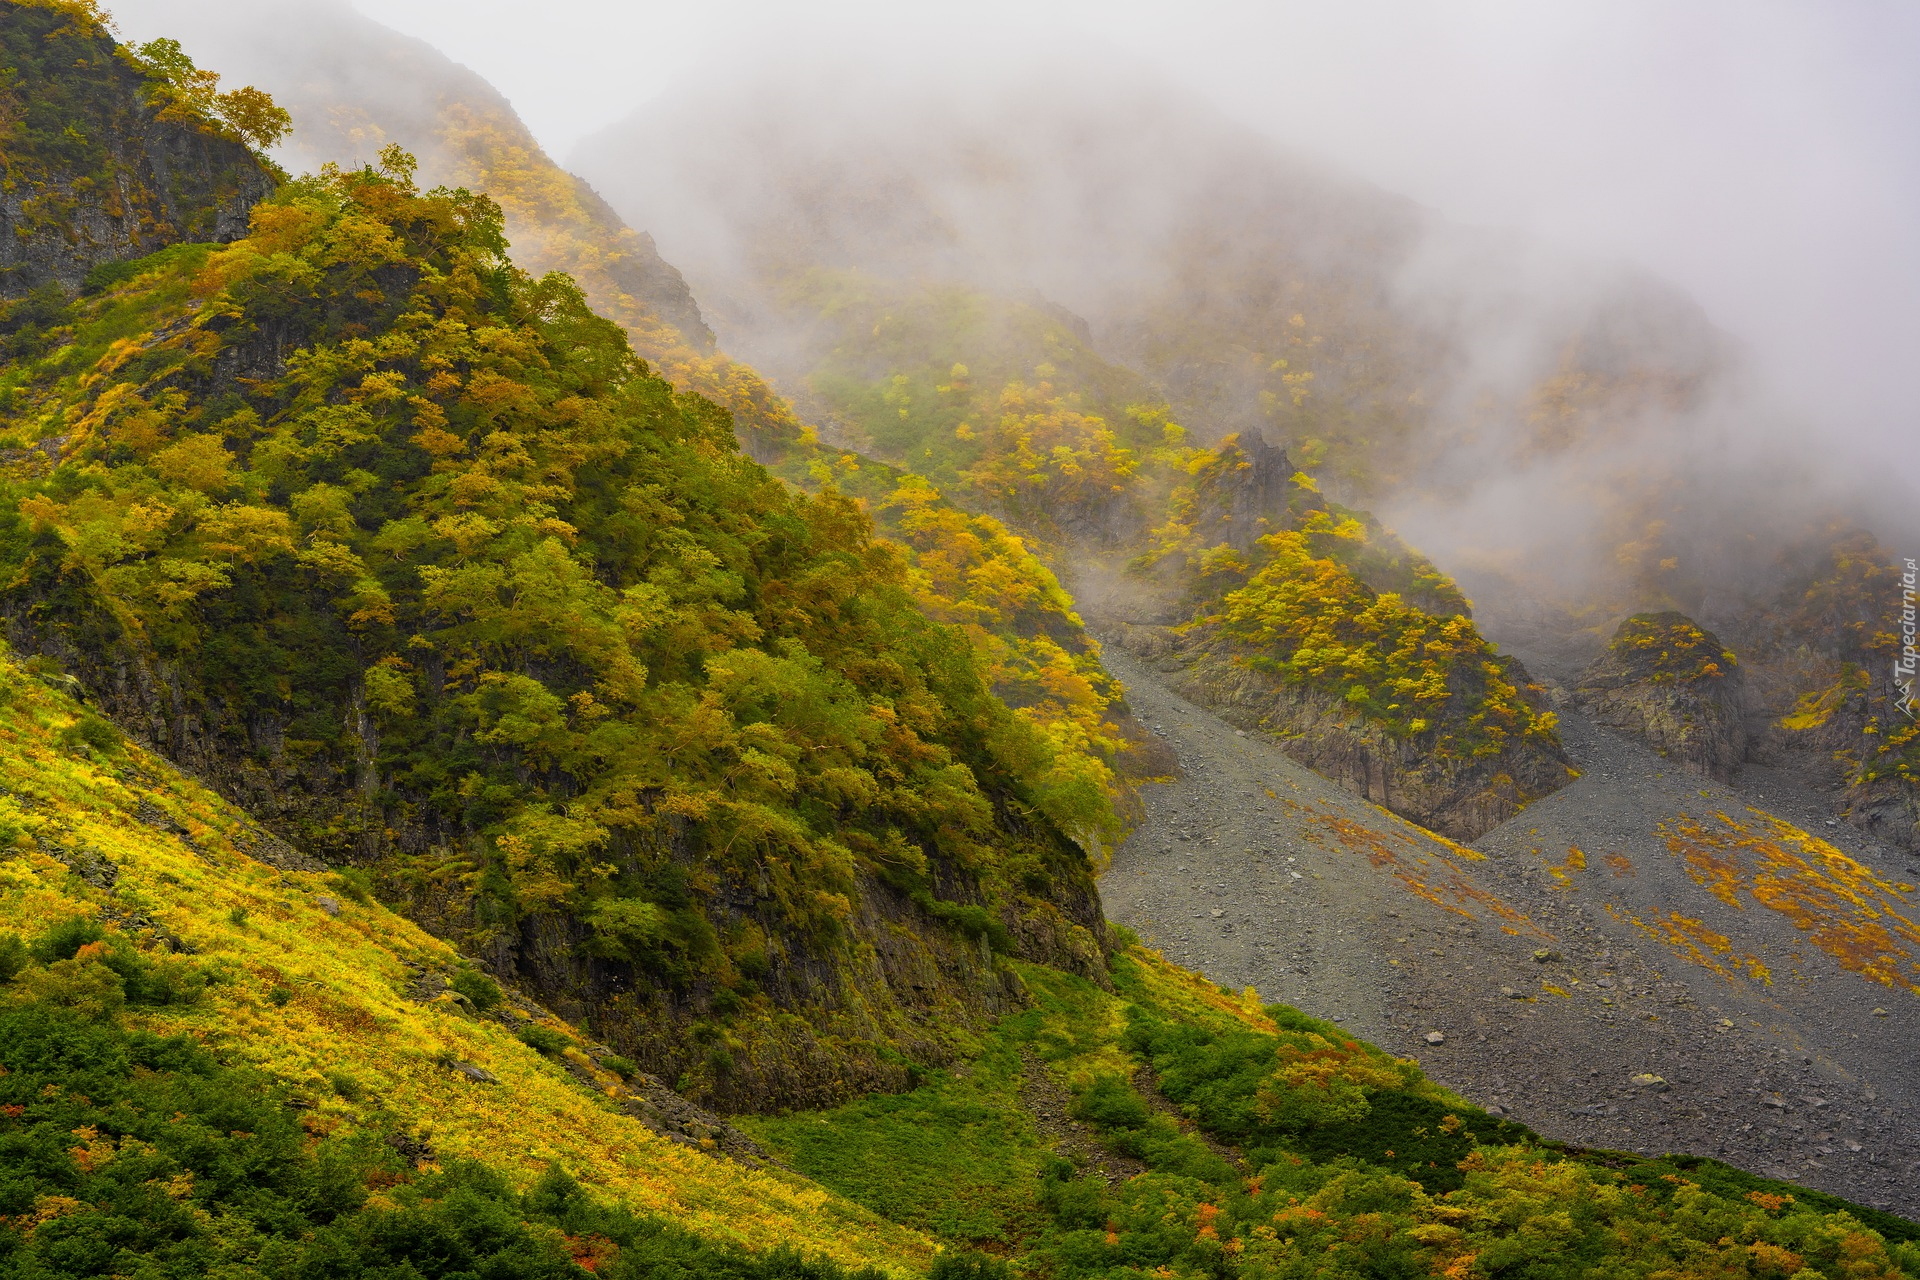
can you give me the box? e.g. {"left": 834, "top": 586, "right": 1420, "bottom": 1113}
{"left": 0, "top": 645, "right": 931, "bottom": 1274}
{"left": 744, "top": 948, "right": 1920, "bottom": 1278}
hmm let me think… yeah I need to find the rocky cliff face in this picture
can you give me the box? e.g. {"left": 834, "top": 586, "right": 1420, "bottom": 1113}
{"left": 1187, "top": 429, "right": 1301, "bottom": 553}
{"left": 386, "top": 823, "right": 1105, "bottom": 1113}
{"left": 1574, "top": 612, "right": 1748, "bottom": 782}
{"left": 1727, "top": 536, "right": 1920, "bottom": 849}
{"left": 1108, "top": 620, "right": 1569, "bottom": 840}
{"left": 0, "top": 1, "right": 273, "bottom": 297}
{"left": 1094, "top": 435, "right": 1572, "bottom": 841}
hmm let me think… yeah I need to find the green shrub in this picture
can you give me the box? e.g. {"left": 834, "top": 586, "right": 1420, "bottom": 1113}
{"left": 929, "top": 1252, "right": 1013, "bottom": 1280}
{"left": 1037, "top": 1160, "right": 1106, "bottom": 1230}
{"left": 331, "top": 869, "right": 376, "bottom": 905}
{"left": 599, "top": 1054, "right": 639, "bottom": 1079}
{"left": 56, "top": 712, "right": 122, "bottom": 757}
{"left": 0, "top": 932, "right": 29, "bottom": 982}
{"left": 518, "top": 1024, "right": 569, "bottom": 1056}
{"left": 24, "top": 916, "right": 202, "bottom": 1009}
{"left": 1069, "top": 1074, "right": 1151, "bottom": 1130}
{"left": 81, "top": 256, "right": 146, "bottom": 295}
{"left": 30, "top": 915, "right": 105, "bottom": 963}
{"left": 912, "top": 892, "right": 1014, "bottom": 952}
{"left": 450, "top": 966, "right": 502, "bottom": 1012}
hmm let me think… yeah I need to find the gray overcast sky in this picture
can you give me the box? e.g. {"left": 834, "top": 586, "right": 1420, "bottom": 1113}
{"left": 171, "top": 0, "right": 1920, "bottom": 488}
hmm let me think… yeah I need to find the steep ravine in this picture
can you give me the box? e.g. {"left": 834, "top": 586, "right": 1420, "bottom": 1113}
{"left": 1096, "top": 641, "right": 1920, "bottom": 1218}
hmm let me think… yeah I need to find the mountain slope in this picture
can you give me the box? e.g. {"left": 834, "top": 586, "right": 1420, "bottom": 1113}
{"left": 102, "top": 0, "right": 1152, "bottom": 830}
{"left": 3, "top": 8, "right": 1920, "bottom": 1273}
{"left": 1098, "top": 638, "right": 1920, "bottom": 1214}
{"left": 573, "top": 53, "right": 1916, "bottom": 852}
{"left": 524, "top": 237, "right": 1573, "bottom": 837}
{"left": 0, "top": 132, "right": 1110, "bottom": 1111}
{"left": 10, "top": 634, "right": 1917, "bottom": 1274}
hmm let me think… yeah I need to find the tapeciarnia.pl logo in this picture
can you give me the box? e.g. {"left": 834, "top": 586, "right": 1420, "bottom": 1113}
{"left": 1899, "top": 557, "right": 1918, "bottom": 719}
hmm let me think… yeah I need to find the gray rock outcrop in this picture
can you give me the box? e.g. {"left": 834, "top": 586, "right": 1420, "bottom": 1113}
{"left": 1575, "top": 611, "right": 1748, "bottom": 781}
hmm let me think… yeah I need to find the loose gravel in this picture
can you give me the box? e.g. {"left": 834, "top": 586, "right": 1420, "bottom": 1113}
{"left": 1097, "top": 641, "right": 1920, "bottom": 1218}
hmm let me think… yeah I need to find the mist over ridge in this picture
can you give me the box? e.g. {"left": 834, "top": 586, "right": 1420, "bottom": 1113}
{"left": 568, "top": 42, "right": 1910, "bottom": 636}
{"left": 93, "top": 0, "right": 1918, "bottom": 744}
{"left": 97, "top": 0, "right": 1920, "bottom": 499}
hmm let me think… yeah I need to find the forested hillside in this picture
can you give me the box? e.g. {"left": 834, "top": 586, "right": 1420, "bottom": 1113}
{"left": 0, "top": 16, "right": 1117, "bottom": 1107}
{"left": 114, "top": 0, "right": 1149, "bottom": 826}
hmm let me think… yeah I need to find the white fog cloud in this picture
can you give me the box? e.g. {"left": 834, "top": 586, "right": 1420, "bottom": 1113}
{"left": 101, "top": 0, "right": 1920, "bottom": 493}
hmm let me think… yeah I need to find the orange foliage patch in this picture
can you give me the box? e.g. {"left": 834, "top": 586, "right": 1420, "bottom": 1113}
{"left": 1308, "top": 809, "right": 1546, "bottom": 938}
{"left": 1657, "top": 810, "right": 1920, "bottom": 993}
{"left": 1613, "top": 908, "right": 1771, "bottom": 985}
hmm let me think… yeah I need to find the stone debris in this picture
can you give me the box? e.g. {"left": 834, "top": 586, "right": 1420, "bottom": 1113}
{"left": 611, "top": 1068, "right": 775, "bottom": 1168}
{"left": 232, "top": 826, "right": 327, "bottom": 873}
{"left": 39, "top": 837, "right": 118, "bottom": 889}
{"left": 387, "top": 1130, "right": 436, "bottom": 1165}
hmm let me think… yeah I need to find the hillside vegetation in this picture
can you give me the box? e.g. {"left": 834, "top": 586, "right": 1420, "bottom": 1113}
{"left": 738, "top": 952, "right": 1920, "bottom": 1278}
{"left": 5, "top": 640, "right": 1916, "bottom": 1277}
{"left": 0, "top": 639, "right": 929, "bottom": 1274}
{"left": 103, "top": 0, "right": 1564, "bottom": 840}
{"left": 576, "top": 64, "right": 1915, "bottom": 848}
{"left": 97, "top": 0, "right": 1145, "bottom": 823}
{"left": 4, "top": 8, "right": 1918, "bottom": 1276}
{"left": 649, "top": 268, "right": 1572, "bottom": 836}
{"left": 0, "top": 121, "right": 1114, "bottom": 1108}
